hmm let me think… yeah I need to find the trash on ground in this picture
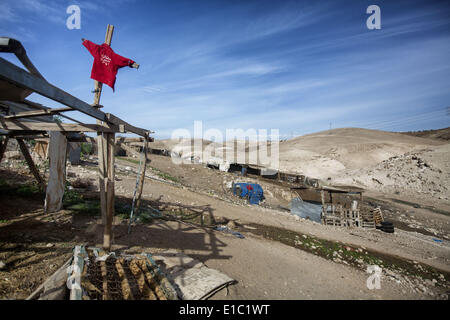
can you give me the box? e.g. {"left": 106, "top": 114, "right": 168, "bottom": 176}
{"left": 215, "top": 225, "right": 245, "bottom": 239}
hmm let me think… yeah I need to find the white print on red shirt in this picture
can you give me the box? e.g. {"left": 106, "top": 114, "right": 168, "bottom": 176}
{"left": 100, "top": 54, "right": 111, "bottom": 66}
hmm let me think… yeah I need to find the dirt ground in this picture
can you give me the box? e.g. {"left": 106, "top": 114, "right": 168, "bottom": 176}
{"left": 1, "top": 149, "right": 449, "bottom": 299}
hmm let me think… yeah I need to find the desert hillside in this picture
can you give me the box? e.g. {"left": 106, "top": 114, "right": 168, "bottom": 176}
{"left": 401, "top": 127, "right": 450, "bottom": 141}
{"left": 277, "top": 128, "right": 445, "bottom": 179}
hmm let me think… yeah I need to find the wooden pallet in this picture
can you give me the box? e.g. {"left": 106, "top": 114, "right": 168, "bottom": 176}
{"left": 373, "top": 207, "right": 384, "bottom": 224}
{"left": 323, "top": 216, "right": 342, "bottom": 226}
{"left": 360, "top": 211, "right": 376, "bottom": 229}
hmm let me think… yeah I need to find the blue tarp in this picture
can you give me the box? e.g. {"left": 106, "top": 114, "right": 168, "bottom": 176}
{"left": 290, "top": 197, "right": 322, "bottom": 223}
{"left": 233, "top": 183, "right": 264, "bottom": 205}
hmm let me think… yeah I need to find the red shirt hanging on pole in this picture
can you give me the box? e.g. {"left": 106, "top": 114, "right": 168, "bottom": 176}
{"left": 82, "top": 39, "right": 135, "bottom": 91}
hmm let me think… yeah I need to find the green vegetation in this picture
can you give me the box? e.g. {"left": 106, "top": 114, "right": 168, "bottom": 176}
{"left": 0, "top": 181, "right": 43, "bottom": 198}
{"left": 62, "top": 184, "right": 130, "bottom": 217}
{"left": 244, "top": 223, "right": 450, "bottom": 285}
{"left": 150, "top": 166, "right": 181, "bottom": 183}
{"left": 115, "top": 156, "right": 181, "bottom": 183}
{"left": 80, "top": 143, "right": 94, "bottom": 156}
{"left": 116, "top": 156, "right": 140, "bottom": 165}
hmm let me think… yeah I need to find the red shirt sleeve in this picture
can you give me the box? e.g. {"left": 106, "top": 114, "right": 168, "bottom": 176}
{"left": 113, "top": 52, "right": 135, "bottom": 68}
{"left": 82, "top": 40, "right": 100, "bottom": 58}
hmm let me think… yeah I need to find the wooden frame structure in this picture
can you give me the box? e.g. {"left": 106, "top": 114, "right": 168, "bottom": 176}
{"left": 0, "top": 31, "right": 152, "bottom": 251}
{"left": 318, "top": 186, "right": 375, "bottom": 228}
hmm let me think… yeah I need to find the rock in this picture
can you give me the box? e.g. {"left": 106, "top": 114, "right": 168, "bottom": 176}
{"left": 46, "top": 243, "right": 54, "bottom": 248}
{"left": 0, "top": 261, "right": 5, "bottom": 270}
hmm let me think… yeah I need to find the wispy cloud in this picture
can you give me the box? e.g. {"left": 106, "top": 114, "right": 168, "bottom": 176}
{"left": 1, "top": 0, "right": 449, "bottom": 138}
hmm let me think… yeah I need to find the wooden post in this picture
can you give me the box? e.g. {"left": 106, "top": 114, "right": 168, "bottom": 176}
{"left": 135, "top": 134, "right": 149, "bottom": 211}
{"left": 94, "top": 24, "right": 114, "bottom": 225}
{"left": 103, "top": 132, "right": 115, "bottom": 250}
{"left": 98, "top": 132, "right": 107, "bottom": 224}
{"left": 16, "top": 138, "right": 45, "bottom": 189}
{"left": 44, "top": 132, "right": 67, "bottom": 213}
{"left": 93, "top": 24, "right": 114, "bottom": 108}
{"left": 0, "top": 136, "right": 9, "bottom": 163}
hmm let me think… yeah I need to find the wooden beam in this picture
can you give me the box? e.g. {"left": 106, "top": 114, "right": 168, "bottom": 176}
{"left": 0, "top": 118, "right": 120, "bottom": 132}
{"left": 98, "top": 132, "right": 107, "bottom": 225}
{"left": 96, "top": 24, "right": 114, "bottom": 227}
{"left": 0, "top": 58, "right": 107, "bottom": 121}
{"left": 105, "top": 113, "right": 148, "bottom": 137}
{"left": 4, "top": 107, "right": 73, "bottom": 119}
{"left": 0, "top": 58, "right": 150, "bottom": 137}
{"left": 44, "top": 132, "right": 67, "bottom": 213}
{"left": 16, "top": 138, "right": 45, "bottom": 189}
{"left": 116, "top": 140, "right": 141, "bottom": 158}
{"left": 103, "top": 132, "right": 115, "bottom": 251}
{"left": 93, "top": 24, "right": 114, "bottom": 107}
{"left": 135, "top": 135, "right": 148, "bottom": 211}
{"left": 6, "top": 131, "right": 47, "bottom": 136}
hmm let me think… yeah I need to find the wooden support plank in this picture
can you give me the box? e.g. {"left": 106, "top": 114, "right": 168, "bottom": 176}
{"left": 0, "top": 57, "right": 107, "bottom": 122}
{"left": 0, "top": 136, "right": 9, "bottom": 163}
{"left": 103, "top": 179, "right": 114, "bottom": 251}
{"left": 116, "top": 140, "right": 141, "bottom": 158}
{"left": 129, "top": 260, "right": 157, "bottom": 300}
{"left": 100, "top": 260, "right": 110, "bottom": 300}
{"left": 135, "top": 135, "right": 148, "bottom": 211}
{"left": 16, "top": 138, "right": 45, "bottom": 189}
{"left": 103, "top": 132, "right": 115, "bottom": 251}
{"left": 98, "top": 132, "right": 107, "bottom": 225}
{"left": 106, "top": 113, "right": 148, "bottom": 137}
{"left": 44, "top": 132, "right": 67, "bottom": 213}
{"left": 4, "top": 107, "right": 73, "bottom": 119}
{"left": 107, "top": 133, "right": 115, "bottom": 180}
{"left": 95, "top": 24, "right": 114, "bottom": 229}
{"left": 115, "top": 258, "right": 134, "bottom": 300}
{"left": 0, "top": 118, "right": 120, "bottom": 132}
{"left": 0, "top": 55, "right": 149, "bottom": 137}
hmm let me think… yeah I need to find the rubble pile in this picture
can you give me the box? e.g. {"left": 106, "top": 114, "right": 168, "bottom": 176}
{"left": 336, "top": 146, "right": 450, "bottom": 202}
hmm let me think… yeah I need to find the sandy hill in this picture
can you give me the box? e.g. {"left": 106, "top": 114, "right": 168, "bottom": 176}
{"left": 278, "top": 128, "right": 444, "bottom": 179}
{"left": 149, "top": 128, "right": 446, "bottom": 181}
{"left": 333, "top": 143, "right": 450, "bottom": 203}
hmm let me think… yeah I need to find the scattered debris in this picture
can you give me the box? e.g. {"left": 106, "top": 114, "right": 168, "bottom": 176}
{"left": 215, "top": 225, "right": 245, "bottom": 239}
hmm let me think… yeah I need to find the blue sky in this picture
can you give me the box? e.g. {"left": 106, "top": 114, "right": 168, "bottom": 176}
{"left": 1, "top": 0, "right": 449, "bottom": 139}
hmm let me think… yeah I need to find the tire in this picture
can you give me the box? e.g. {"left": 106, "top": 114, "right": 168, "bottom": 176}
{"left": 381, "top": 226, "right": 395, "bottom": 233}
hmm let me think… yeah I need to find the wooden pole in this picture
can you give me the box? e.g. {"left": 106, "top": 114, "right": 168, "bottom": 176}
{"left": 0, "top": 136, "right": 9, "bottom": 163}
{"left": 44, "top": 132, "right": 67, "bottom": 212}
{"left": 94, "top": 24, "right": 114, "bottom": 226}
{"left": 16, "top": 138, "right": 45, "bottom": 189}
{"left": 103, "top": 132, "right": 115, "bottom": 250}
{"left": 135, "top": 134, "right": 148, "bottom": 211}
